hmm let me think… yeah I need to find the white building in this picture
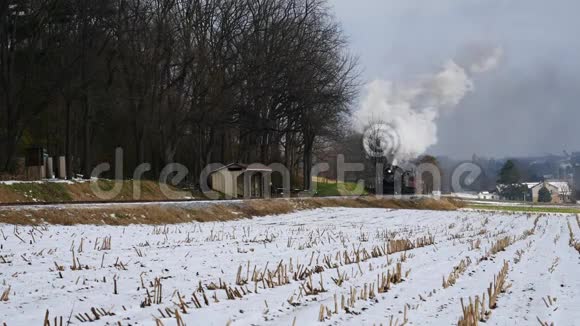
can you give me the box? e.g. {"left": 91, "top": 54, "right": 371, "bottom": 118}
{"left": 209, "top": 163, "right": 272, "bottom": 199}
{"left": 477, "top": 191, "right": 499, "bottom": 200}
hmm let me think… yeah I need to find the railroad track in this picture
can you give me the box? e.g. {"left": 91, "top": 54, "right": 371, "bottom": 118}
{"left": 0, "top": 198, "right": 206, "bottom": 207}
{"left": 0, "top": 194, "right": 438, "bottom": 210}
{"left": 0, "top": 197, "right": 260, "bottom": 210}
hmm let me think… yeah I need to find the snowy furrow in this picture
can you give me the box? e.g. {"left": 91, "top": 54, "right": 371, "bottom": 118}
{"left": 492, "top": 217, "right": 580, "bottom": 325}
{"left": 0, "top": 208, "right": 578, "bottom": 326}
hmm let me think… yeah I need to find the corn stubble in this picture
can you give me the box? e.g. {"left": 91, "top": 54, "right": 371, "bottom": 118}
{"left": 457, "top": 261, "right": 510, "bottom": 326}
{"left": 443, "top": 257, "right": 472, "bottom": 289}
{"left": 6, "top": 209, "right": 569, "bottom": 325}
{"left": 567, "top": 220, "right": 580, "bottom": 254}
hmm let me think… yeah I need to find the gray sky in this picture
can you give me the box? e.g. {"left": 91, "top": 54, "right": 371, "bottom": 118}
{"left": 332, "top": 0, "right": 580, "bottom": 159}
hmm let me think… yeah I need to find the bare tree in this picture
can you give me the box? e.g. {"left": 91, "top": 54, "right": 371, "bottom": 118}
{"left": 0, "top": 0, "right": 359, "bottom": 192}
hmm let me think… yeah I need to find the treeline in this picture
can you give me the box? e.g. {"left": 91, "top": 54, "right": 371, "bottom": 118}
{"left": 0, "top": 0, "right": 358, "bottom": 188}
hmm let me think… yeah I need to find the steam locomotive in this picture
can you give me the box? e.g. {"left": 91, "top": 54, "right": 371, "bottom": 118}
{"left": 382, "top": 165, "right": 416, "bottom": 195}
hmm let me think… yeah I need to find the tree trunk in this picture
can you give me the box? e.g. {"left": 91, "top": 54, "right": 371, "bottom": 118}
{"left": 65, "top": 99, "right": 72, "bottom": 179}
{"left": 302, "top": 136, "right": 314, "bottom": 190}
{"left": 81, "top": 95, "right": 92, "bottom": 179}
{"left": 1, "top": 129, "right": 18, "bottom": 171}
{"left": 1, "top": 95, "right": 18, "bottom": 171}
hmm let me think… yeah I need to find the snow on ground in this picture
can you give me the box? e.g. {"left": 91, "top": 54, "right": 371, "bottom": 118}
{"left": 0, "top": 208, "right": 579, "bottom": 325}
{"left": 0, "top": 178, "right": 91, "bottom": 185}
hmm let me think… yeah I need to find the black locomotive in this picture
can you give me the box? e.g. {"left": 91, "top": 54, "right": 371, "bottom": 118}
{"left": 382, "top": 165, "right": 416, "bottom": 195}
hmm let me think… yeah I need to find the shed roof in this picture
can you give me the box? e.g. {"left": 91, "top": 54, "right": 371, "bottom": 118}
{"left": 210, "top": 163, "right": 273, "bottom": 174}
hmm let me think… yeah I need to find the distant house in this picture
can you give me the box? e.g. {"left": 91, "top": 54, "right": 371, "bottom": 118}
{"left": 546, "top": 181, "right": 572, "bottom": 200}
{"left": 477, "top": 191, "right": 499, "bottom": 200}
{"left": 496, "top": 181, "right": 571, "bottom": 203}
{"left": 529, "top": 180, "right": 571, "bottom": 203}
{"left": 209, "top": 163, "right": 272, "bottom": 198}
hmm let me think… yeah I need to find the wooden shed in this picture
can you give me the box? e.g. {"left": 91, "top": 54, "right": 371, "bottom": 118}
{"left": 209, "top": 163, "right": 272, "bottom": 198}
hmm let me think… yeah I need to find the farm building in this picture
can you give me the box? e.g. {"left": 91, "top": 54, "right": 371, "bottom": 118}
{"left": 529, "top": 180, "right": 571, "bottom": 203}
{"left": 209, "top": 163, "right": 272, "bottom": 198}
{"left": 477, "top": 191, "right": 499, "bottom": 200}
{"left": 497, "top": 180, "right": 572, "bottom": 203}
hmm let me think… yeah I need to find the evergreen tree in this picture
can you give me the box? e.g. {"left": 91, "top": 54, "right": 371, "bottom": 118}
{"left": 498, "top": 160, "right": 520, "bottom": 184}
{"left": 538, "top": 186, "right": 552, "bottom": 203}
{"left": 497, "top": 160, "right": 529, "bottom": 201}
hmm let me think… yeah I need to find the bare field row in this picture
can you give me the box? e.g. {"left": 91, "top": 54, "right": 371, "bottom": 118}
{"left": 0, "top": 208, "right": 579, "bottom": 325}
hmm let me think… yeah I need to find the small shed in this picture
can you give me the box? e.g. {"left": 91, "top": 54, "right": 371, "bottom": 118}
{"left": 209, "top": 163, "right": 272, "bottom": 198}
{"left": 24, "top": 147, "right": 48, "bottom": 180}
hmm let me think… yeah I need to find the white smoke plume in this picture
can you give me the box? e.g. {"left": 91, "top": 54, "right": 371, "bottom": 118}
{"left": 356, "top": 46, "right": 502, "bottom": 162}
{"left": 463, "top": 45, "right": 504, "bottom": 74}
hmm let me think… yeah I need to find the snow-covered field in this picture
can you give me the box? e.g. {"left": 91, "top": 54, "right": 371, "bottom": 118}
{"left": 1, "top": 208, "right": 579, "bottom": 325}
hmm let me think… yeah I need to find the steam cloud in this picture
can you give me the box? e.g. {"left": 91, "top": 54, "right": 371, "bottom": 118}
{"left": 355, "top": 46, "right": 503, "bottom": 162}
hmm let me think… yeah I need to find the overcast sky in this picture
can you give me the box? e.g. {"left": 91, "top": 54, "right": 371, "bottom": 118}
{"left": 332, "top": 0, "right": 580, "bottom": 159}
